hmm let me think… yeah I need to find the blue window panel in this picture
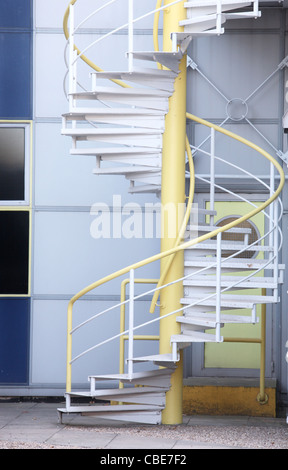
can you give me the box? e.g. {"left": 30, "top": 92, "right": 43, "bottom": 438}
{"left": 0, "top": 32, "right": 32, "bottom": 119}
{"left": 0, "top": 298, "right": 30, "bottom": 384}
{"left": 0, "top": 0, "right": 32, "bottom": 29}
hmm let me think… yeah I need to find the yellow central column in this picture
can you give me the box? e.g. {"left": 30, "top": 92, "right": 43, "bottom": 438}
{"left": 160, "top": 0, "right": 187, "bottom": 425}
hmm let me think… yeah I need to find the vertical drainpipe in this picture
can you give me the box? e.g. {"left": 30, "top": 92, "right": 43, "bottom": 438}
{"left": 160, "top": 0, "right": 187, "bottom": 425}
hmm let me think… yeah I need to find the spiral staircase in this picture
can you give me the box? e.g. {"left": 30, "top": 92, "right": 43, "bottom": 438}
{"left": 57, "top": 0, "right": 285, "bottom": 424}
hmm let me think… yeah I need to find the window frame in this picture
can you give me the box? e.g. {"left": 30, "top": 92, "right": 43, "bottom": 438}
{"left": 0, "top": 121, "right": 32, "bottom": 206}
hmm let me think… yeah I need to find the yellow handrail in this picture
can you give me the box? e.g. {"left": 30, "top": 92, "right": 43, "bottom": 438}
{"left": 65, "top": 120, "right": 284, "bottom": 390}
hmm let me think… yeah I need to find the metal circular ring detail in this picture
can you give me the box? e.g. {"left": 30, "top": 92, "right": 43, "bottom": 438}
{"left": 226, "top": 98, "right": 249, "bottom": 121}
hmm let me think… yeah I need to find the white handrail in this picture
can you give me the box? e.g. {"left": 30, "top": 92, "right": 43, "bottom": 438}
{"left": 69, "top": 0, "right": 184, "bottom": 67}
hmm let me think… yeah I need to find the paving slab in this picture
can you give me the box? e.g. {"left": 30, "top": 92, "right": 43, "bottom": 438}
{"left": 0, "top": 401, "right": 287, "bottom": 449}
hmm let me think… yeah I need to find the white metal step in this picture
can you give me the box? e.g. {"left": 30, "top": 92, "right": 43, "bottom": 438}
{"left": 66, "top": 386, "right": 169, "bottom": 406}
{"left": 57, "top": 404, "right": 163, "bottom": 424}
{"left": 224, "top": 11, "right": 261, "bottom": 19}
{"left": 130, "top": 353, "right": 179, "bottom": 366}
{"left": 176, "top": 315, "right": 223, "bottom": 329}
{"left": 184, "top": 257, "right": 284, "bottom": 271}
{"left": 90, "top": 69, "right": 177, "bottom": 92}
{"left": 128, "top": 183, "right": 161, "bottom": 194}
{"left": 94, "top": 155, "right": 161, "bottom": 167}
{"left": 180, "top": 13, "right": 221, "bottom": 26}
{"left": 184, "top": 3, "right": 251, "bottom": 18}
{"left": 184, "top": 0, "right": 252, "bottom": 7}
{"left": 93, "top": 166, "right": 161, "bottom": 175}
{"left": 183, "top": 275, "right": 279, "bottom": 289}
{"left": 62, "top": 128, "right": 163, "bottom": 148}
{"left": 186, "top": 224, "right": 251, "bottom": 235}
{"left": 70, "top": 86, "right": 171, "bottom": 99}
{"left": 62, "top": 127, "right": 163, "bottom": 137}
{"left": 171, "top": 331, "right": 222, "bottom": 344}
{"left": 63, "top": 109, "right": 166, "bottom": 130}
{"left": 181, "top": 293, "right": 277, "bottom": 310}
{"left": 124, "top": 170, "right": 162, "bottom": 185}
{"left": 70, "top": 147, "right": 161, "bottom": 157}
{"left": 131, "top": 51, "right": 183, "bottom": 73}
{"left": 69, "top": 88, "right": 171, "bottom": 111}
{"left": 88, "top": 368, "right": 175, "bottom": 384}
{"left": 186, "top": 242, "right": 273, "bottom": 253}
{"left": 180, "top": 14, "right": 226, "bottom": 34}
{"left": 180, "top": 312, "right": 259, "bottom": 324}
{"left": 173, "top": 30, "right": 224, "bottom": 44}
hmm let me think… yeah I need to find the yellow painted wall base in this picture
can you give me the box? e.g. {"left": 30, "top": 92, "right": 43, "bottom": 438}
{"left": 183, "top": 385, "right": 276, "bottom": 418}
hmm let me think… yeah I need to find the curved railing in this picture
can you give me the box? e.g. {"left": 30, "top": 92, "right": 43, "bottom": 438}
{"left": 62, "top": 0, "right": 285, "bottom": 393}
{"left": 64, "top": 114, "right": 284, "bottom": 391}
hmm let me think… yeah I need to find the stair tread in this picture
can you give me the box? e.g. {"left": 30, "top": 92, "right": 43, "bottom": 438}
{"left": 184, "top": 257, "right": 284, "bottom": 269}
{"left": 177, "top": 313, "right": 258, "bottom": 324}
{"left": 66, "top": 386, "right": 169, "bottom": 398}
{"left": 184, "top": 0, "right": 253, "bottom": 6}
{"left": 180, "top": 13, "right": 218, "bottom": 26}
{"left": 64, "top": 108, "right": 165, "bottom": 117}
{"left": 90, "top": 69, "right": 177, "bottom": 80}
{"left": 93, "top": 166, "right": 161, "bottom": 175}
{"left": 58, "top": 404, "right": 163, "bottom": 412}
{"left": 189, "top": 242, "right": 272, "bottom": 251}
{"left": 176, "top": 316, "right": 222, "bottom": 327}
{"left": 131, "top": 353, "right": 177, "bottom": 363}
{"left": 131, "top": 51, "right": 183, "bottom": 72}
{"left": 62, "top": 128, "right": 163, "bottom": 136}
{"left": 129, "top": 184, "right": 161, "bottom": 194}
{"left": 181, "top": 294, "right": 276, "bottom": 306}
{"left": 171, "top": 332, "right": 221, "bottom": 343}
{"left": 70, "top": 147, "right": 161, "bottom": 156}
{"left": 88, "top": 368, "right": 175, "bottom": 382}
{"left": 187, "top": 224, "right": 252, "bottom": 234}
{"left": 225, "top": 12, "right": 261, "bottom": 18}
{"left": 70, "top": 86, "right": 171, "bottom": 98}
{"left": 183, "top": 275, "right": 278, "bottom": 287}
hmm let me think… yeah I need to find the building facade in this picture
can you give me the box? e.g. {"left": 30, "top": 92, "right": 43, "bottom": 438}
{"left": 0, "top": 0, "right": 287, "bottom": 417}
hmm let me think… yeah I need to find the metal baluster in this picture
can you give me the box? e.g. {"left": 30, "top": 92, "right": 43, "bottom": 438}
{"left": 210, "top": 128, "right": 215, "bottom": 226}
{"left": 128, "top": 0, "right": 134, "bottom": 72}
{"left": 216, "top": 232, "right": 222, "bottom": 342}
{"left": 128, "top": 268, "right": 135, "bottom": 378}
{"left": 273, "top": 198, "right": 279, "bottom": 301}
{"left": 69, "top": 3, "right": 77, "bottom": 112}
{"left": 216, "top": 0, "right": 222, "bottom": 35}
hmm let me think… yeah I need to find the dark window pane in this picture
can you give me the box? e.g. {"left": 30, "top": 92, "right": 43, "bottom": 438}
{"left": 0, "top": 128, "right": 25, "bottom": 200}
{"left": 0, "top": 0, "right": 32, "bottom": 29}
{"left": 0, "top": 211, "right": 29, "bottom": 294}
{"left": 0, "top": 298, "right": 30, "bottom": 384}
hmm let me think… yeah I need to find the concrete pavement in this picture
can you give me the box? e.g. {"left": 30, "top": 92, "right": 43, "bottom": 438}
{"left": 0, "top": 400, "right": 287, "bottom": 450}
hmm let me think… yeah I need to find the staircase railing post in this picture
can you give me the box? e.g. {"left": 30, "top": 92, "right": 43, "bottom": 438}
{"left": 128, "top": 268, "right": 135, "bottom": 378}
{"left": 210, "top": 127, "right": 215, "bottom": 226}
{"left": 273, "top": 197, "right": 279, "bottom": 301}
{"left": 128, "top": 0, "right": 134, "bottom": 72}
{"left": 69, "top": 3, "right": 76, "bottom": 112}
{"left": 216, "top": 0, "right": 222, "bottom": 34}
{"left": 216, "top": 232, "right": 222, "bottom": 342}
{"left": 269, "top": 161, "right": 279, "bottom": 300}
